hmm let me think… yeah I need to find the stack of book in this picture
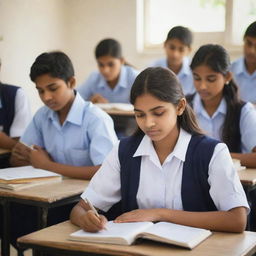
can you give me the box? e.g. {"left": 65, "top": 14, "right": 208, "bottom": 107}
{"left": 0, "top": 166, "right": 62, "bottom": 190}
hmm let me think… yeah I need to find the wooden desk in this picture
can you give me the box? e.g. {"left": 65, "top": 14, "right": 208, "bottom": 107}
{"left": 104, "top": 109, "right": 134, "bottom": 117}
{"left": 0, "top": 178, "right": 88, "bottom": 256}
{"left": 18, "top": 220, "right": 256, "bottom": 256}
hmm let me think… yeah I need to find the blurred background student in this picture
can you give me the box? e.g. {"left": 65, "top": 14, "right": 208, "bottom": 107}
{"left": 78, "top": 38, "right": 139, "bottom": 103}
{"left": 231, "top": 21, "right": 256, "bottom": 105}
{"left": 78, "top": 38, "right": 139, "bottom": 138}
{"left": 189, "top": 44, "right": 256, "bottom": 169}
{"left": 150, "top": 26, "right": 195, "bottom": 96}
{"left": 0, "top": 58, "right": 31, "bottom": 168}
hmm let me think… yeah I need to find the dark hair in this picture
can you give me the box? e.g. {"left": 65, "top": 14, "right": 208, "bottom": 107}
{"left": 190, "top": 44, "right": 242, "bottom": 147}
{"left": 30, "top": 51, "right": 75, "bottom": 83}
{"left": 166, "top": 26, "right": 193, "bottom": 47}
{"left": 130, "top": 67, "right": 203, "bottom": 136}
{"left": 95, "top": 38, "right": 122, "bottom": 59}
{"left": 244, "top": 21, "right": 256, "bottom": 38}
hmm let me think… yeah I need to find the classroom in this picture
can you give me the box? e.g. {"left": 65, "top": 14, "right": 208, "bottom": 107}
{"left": 1, "top": 0, "right": 256, "bottom": 256}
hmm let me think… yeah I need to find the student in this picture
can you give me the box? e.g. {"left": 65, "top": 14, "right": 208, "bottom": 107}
{"left": 70, "top": 67, "right": 248, "bottom": 233}
{"left": 0, "top": 58, "right": 31, "bottom": 151}
{"left": 189, "top": 44, "right": 256, "bottom": 168}
{"left": 1, "top": 51, "right": 117, "bottom": 253}
{"left": 10, "top": 51, "right": 118, "bottom": 179}
{"left": 150, "top": 26, "right": 195, "bottom": 96}
{"left": 230, "top": 21, "right": 256, "bottom": 104}
{"left": 78, "top": 38, "right": 139, "bottom": 103}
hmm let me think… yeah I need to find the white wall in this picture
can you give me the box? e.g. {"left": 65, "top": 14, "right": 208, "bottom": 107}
{"left": 0, "top": 0, "right": 242, "bottom": 114}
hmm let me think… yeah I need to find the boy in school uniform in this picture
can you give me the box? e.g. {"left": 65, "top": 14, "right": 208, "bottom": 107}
{"left": 2, "top": 51, "right": 117, "bottom": 253}
{"left": 230, "top": 21, "right": 256, "bottom": 104}
{"left": 0, "top": 58, "right": 31, "bottom": 152}
{"left": 10, "top": 51, "right": 118, "bottom": 179}
{"left": 150, "top": 26, "right": 195, "bottom": 96}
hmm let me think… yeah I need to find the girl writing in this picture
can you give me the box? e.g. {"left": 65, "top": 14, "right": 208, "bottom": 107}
{"left": 70, "top": 67, "right": 248, "bottom": 233}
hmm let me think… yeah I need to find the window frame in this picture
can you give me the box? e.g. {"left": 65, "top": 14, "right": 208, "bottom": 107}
{"left": 136, "top": 0, "right": 242, "bottom": 55}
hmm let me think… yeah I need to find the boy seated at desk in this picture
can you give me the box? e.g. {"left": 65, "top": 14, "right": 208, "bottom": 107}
{"left": 2, "top": 51, "right": 117, "bottom": 253}
{"left": 10, "top": 51, "right": 117, "bottom": 179}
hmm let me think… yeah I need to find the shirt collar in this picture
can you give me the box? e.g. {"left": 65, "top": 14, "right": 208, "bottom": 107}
{"left": 133, "top": 128, "right": 191, "bottom": 162}
{"left": 49, "top": 91, "right": 87, "bottom": 126}
{"left": 178, "top": 57, "right": 192, "bottom": 77}
{"left": 193, "top": 93, "right": 227, "bottom": 117}
{"left": 98, "top": 65, "right": 128, "bottom": 89}
{"left": 235, "top": 57, "right": 248, "bottom": 75}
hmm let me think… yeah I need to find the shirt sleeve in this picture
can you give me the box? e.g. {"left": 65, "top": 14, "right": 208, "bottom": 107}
{"left": 86, "top": 109, "right": 118, "bottom": 165}
{"left": 77, "top": 72, "right": 97, "bottom": 100}
{"left": 240, "top": 102, "right": 256, "bottom": 152}
{"left": 20, "top": 109, "right": 44, "bottom": 147}
{"left": 9, "top": 88, "right": 32, "bottom": 137}
{"left": 208, "top": 143, "right": 249, "bottom": 212}
{"left": 81, "top": 142, "right": 121, "bottom": 212}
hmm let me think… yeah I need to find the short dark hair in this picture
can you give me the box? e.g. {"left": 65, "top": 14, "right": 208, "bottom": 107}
{"left": 30, "top": 51, "right": 75, "bottom": 83}
{"left": 166, "top": 26, "right": 193, "bottom": 47}
{"left": 244, "top": 21, "right": 256, "bottom": 38}
{"left": 95, "top": 38, "right": 122, "bottom": 59}
{"left": 130, "top": 67, "right": 203, "bottom": 136}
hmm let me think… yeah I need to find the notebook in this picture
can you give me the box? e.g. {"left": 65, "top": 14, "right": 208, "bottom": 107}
{"left": 95, "top": 103, "right": 134, "bottom": 111}
{"left": 0, "top": 166, "right": 62, "bottom": 190}
{"left": 69, "top": 221, "right": 212, "bottom": 249}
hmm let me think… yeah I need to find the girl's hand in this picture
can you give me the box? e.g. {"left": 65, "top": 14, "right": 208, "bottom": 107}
{"left": 29, "top": 145, "right": 52, "bottom": 169}
{"left": 80, "top": 210, "right": 108, "bottom": 232}
{"left": 12, "top": 142, "right": 31, "bottom": 161}
{"left": 114, "top": 209, "right": 160, "bottom": 223}
{"left": 90, "top": 94, "right": 109, "bottom": 103}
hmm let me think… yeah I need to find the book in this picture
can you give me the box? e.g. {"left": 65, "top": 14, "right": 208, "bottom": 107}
{"left": 0, "top": 166, "right": 62, "bottom": 190}
{"left": 69, "top": 221, "right": 212, "bottom": 249}
{"left": 95, "top": 103, "right": 134, "bottom": 111}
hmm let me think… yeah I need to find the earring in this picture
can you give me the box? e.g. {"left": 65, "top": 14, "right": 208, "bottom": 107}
{"left": 225, "top": 81, "right": 230, "bottom": 85}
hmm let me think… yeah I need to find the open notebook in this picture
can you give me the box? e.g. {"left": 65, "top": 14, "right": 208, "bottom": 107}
{"left": 95, "top": 103, "right": 134, "bottom": 111}
{"left": 0, "top": 166, "right": 62, "bottom": 190}
{"left": 69, "top": 221, "right": 212, "bottom": 249}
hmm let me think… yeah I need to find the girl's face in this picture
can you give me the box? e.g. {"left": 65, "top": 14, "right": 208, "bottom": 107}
{"left": 35, "top": 73, "right": 75, "bottom": 113}
{"left": 97, "top": 55, "right": 123, "bottom": 84}
{"left": 164, "top": 38, "right": 190, "bottom": 67}
{"left": 243, "top": 36, "right": 256, "bottom": 66}
{"left": 192, "top": 65, "right": 230, "bottom": 103}
{"left": 134, "top": 93, "right": 185, "bottom": 142}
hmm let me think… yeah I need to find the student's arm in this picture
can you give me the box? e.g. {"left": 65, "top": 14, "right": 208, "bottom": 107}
{"left": 114, "top": 207, "right": 247, "bottom": 233}
{"left": 0, "top": 132, "right": 18, "bottom": 150}
{"left": 28, "top": 145, "right": 100, "bottom": 179}
{"left": 90, "top": 93, "right": 109, "bottom": 103}
{"left": 70, "top": 199, "right": 107, "bottom": 232}
{"left": 231, "top": 147, "right": 256, "bottom": 168}
{"left": 9, "top": 141, "right": 32, "bottom": 166}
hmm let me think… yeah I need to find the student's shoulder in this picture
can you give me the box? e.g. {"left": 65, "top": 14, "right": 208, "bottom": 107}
{"left": 230, "top": 57, "right": 243, "bottom": 72}
{"left": 83, "top": 102, "right": 113, "bottom": 122}
{"left": 149, "top": 58, "right": 167, "bottom": 67}
{"left": 0, "top": 83, "right": 20, "bottom": 91}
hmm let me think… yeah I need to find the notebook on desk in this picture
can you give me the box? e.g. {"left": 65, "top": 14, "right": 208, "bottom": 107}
{"left": 69, "top": 221, "right": 212, "bottom": 249}
{"left": 95, "top": 103, "right": 134, "bottom": 111}
{"left": 0, "top": 166, "right": 62, "bottom": 190}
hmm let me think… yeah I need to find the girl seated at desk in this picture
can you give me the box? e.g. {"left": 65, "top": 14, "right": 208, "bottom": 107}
{"left": 188, "top": 44, "right": 256, "bottom": 168}
{"left": 70, "top": 67, "right": 249, "bottom": 233}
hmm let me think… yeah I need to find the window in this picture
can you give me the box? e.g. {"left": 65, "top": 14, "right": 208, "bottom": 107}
{"left": 137, "top": 0, "right": 256, "bottom": 52}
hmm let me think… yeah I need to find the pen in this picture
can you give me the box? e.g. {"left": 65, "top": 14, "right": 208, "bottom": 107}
{"left": 20, "top": 141, "right": 34, "bottom": 150}
{"left": 84, "top": 198, "right": 100, "bottom": 218}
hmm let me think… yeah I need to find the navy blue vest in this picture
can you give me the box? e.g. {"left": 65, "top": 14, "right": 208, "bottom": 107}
{"left": 0, "top": 83, "right": 19, "bottom": 135}
{"left": 186, "top": 93, "right": 245, "bottom": 153}
{"left": 102, "top": 133, "right": 219, "bottom": 220}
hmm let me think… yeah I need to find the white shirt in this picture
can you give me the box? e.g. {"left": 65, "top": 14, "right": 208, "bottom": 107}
{"left": 0, "top": 88, "right": 31, "bottom": 137}
{"left": 193, "top": 93, "right": 256, "bottom": 153}
{"left": 81, "top": 129, "right": 249, "bottom": 213}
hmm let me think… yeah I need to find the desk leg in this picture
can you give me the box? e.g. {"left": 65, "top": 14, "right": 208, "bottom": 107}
{"left": 37, "top": 207, "right": 48, "bottom": 229}
{"left": 1, "top": 199, "right": 10, "bottom": 256}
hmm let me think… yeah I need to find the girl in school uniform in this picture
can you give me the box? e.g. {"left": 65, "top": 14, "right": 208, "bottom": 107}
{"left": 189, "top": 44, "right": 256, "bottom": 168}
{"left": 150, "top": 26, "right": 195, "bottom": 96}
{"left": 78, "top": 38, "right": 139, "bottom": 103}
{"left": 70, "top": 67, "right": 248, "bottom": 233}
